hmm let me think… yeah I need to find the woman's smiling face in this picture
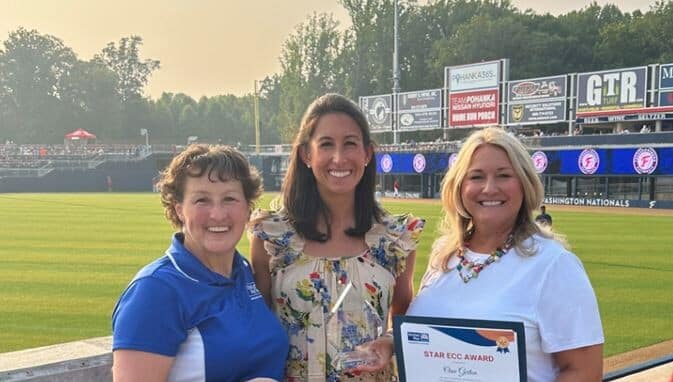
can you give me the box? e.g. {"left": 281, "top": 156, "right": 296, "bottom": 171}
{"left": 302, "top": 112, "right": 372, "bottom": 198}
{"left": 460, "top": 144, "right": 523, "bottom": 233}
{"left": 175, "top": 175, "right": 250, "bottom": 260}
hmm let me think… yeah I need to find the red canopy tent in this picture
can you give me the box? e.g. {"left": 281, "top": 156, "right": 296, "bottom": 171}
{"left": 65, "top": 128, "right": 97, "bottom": 140}
{"left": 64, "top": 128, "right": 97, "bottom": 146}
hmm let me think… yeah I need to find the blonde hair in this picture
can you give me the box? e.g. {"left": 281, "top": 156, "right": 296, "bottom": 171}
{"left": 428, "top": 127, "right": 566, "bottom": 273}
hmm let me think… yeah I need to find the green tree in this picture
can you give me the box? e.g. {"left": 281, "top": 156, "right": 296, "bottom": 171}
{"left": 340, "top": 0, "right": 396, "bottom": 97}
{"left": 0, "top": 28, "right": 78, "bottom": 142}
{"left": 94, "top": 36, "right": 160, "bottom": 102}
{"left": 277, "top": 13, "right": 348, "bottom": 141}
{"left": 59, "top": 61, "right": 122, "bottom": 139}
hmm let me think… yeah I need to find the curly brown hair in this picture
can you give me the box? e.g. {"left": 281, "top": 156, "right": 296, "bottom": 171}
{"left": 158, "top": 144, "right": 262, "bottom": 228}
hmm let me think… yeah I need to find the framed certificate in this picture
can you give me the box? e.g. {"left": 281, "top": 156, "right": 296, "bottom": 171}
{"left": 393, "top": 315, "right": 527, "bottom": 382}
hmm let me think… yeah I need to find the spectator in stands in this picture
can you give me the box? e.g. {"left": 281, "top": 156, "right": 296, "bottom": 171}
{"left": 357, "top": 127, "right": 603, "bottom": 381}
{"left": 112, "top": 144, "right": 288, "bottom": 381}
{"left": 249, "top": 93, "right": 424, "bottom": 381}
{"left": 535, "top": 205, "right": 553, "bottom": 226}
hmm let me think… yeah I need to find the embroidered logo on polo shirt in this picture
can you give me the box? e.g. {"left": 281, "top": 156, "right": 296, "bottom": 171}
{"left": 246, "top": 282, "right": 263, "bottom": 300}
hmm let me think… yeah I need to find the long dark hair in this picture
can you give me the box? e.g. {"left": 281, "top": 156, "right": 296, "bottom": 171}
{"left": 282, "top": 93, "right": 382, "bottom": 242}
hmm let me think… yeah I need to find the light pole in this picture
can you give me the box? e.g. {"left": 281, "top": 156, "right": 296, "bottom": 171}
{"left": 140, "top": 128, "right": 149, "bottom": 146}
{"left": 254, "top": 80, "right": 260, "bottom": 154}
{"left": 392, "top": 0, "right": 400, "bottom": 144}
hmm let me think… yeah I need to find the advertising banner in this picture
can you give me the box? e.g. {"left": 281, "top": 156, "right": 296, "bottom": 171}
{"left": 397, "top": 89, "right": 442, "bottom": 130}
{"left": 445, "top": 61, "right": 500, "bottom": 92}
{"left": 508, "top": 75, "right": 566, "bottom": 102}
{"left": 449, "top": 89, "right": 499, "bottom": 127}
{"left": 531, "top": 147, "right": 673, "bottom": 175}
{"left": 659, "top": 63, "right": 673, "bottom": 89}
{"left": 507, "top": 100, "right": 566, "bottom": 125}
{"left": 577, "top": 111, "right": 673, "bottom": 124}
{"left": 360, "top": 94, "right": 393, "bottom": 131}
{"left": 659, "top": 90, "right": 673, "bottom": 107}
{"left": 375, "top": 152, "right": 450, "bottom": 174}
{"left": 576, "top": 66, "right": 647, "bottom": 114}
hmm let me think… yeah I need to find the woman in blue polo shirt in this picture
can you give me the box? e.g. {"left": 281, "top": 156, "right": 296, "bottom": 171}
{"left": 112, "top": 144, "right": 289, "bottom": 382}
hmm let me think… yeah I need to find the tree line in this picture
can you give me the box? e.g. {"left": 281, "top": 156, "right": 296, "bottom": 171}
{"left": 2, "top": 0, "right": 673, "bottom": 145}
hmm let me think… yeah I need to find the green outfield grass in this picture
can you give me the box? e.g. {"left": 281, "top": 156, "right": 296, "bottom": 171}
{"left": 0, "top": 193, "right": 671, "bottom": 357}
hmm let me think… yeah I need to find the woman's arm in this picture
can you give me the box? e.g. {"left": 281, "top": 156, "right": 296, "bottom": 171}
{"left": 113, "top": 350, "right": 174, "bottom": 382}
{"left": 553, "top": 344, "right": 603, "bottom": 382}
{"left": 250, "top": 235, "right": 273, "bottom": 306}
{"left": 390, "top": 250, "right": 416, "bottom": 317}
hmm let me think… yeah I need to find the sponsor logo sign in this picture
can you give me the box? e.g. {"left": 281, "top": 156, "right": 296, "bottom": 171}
{"left": 633, "top": 147, "right": 658, "bottom": 174}
{"left": 449, "top": 88, "right": 499, "bottom": 127}
{"left": 659, "top": 63, "right": 673, "bottom": 89}
{"left": 507, "top": 100, "right": 565, "bottom": 124}
{"left": 397, "top": 89, "right": 442, "bottom": 130}
{"left": 576, "top": 66, "right": 647, "bottom": 113}
{"left": 445, "top": 61, "right": 500, "bottom": 92}
{"left": 507, "top": 75, "right": 567, "bottom": 125}
{"left": 380, "top": 154, "right": 393, "bottom": 173}
{"left": 659, "top": 90, "right": 673, "bottom": 107}
{"left": 544, "top": 196, "right": 631, "bottom": 208}
{"left": 360, "top": 94, "right": 392, "bottom": 131}
{"left": 531, "top": 151, "right": 548, "bottom": 173}
{"left": 448, "top": 153, "right": 458, "bottom": 168}
{"left": 577, "top": 112, "right": 673, "bottom": 124}
{"left": 508, "top": 75, "right": 566, "bottom": 102}
{"left": 412, "top": 154, "right": 426, "bottom": 173}
{"left": 578, "top": 149, "right": 600, "bottom": 174}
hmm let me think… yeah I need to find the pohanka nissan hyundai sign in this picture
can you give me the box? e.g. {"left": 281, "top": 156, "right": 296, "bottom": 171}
{"left": 445, "top": 60, "right": 502, "bottom": 127}
{"left": 576, "top": 66, "right": 647, "bottom": 114}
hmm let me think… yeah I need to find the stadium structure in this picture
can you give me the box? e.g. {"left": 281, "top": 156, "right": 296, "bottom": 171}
{"left": 2, "top": 59, "right": 673, "bottom": 209}
{"left": 2, "top": 131, "right": 673, "bottom": 210}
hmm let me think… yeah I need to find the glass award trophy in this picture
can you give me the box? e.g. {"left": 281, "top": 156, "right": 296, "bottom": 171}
{"left": 326, "top": 281, "right": 384, "bottom": 372}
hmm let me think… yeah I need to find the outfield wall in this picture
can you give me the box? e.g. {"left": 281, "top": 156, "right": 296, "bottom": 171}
{"left": 0, "top": 156, "right": 161, "bottom": 193}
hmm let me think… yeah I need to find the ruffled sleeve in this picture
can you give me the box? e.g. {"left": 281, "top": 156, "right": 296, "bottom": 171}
{"left": 249, "top": 209, "right": 305, "bottom": 272}
{"left": 364, "top": 213, "right": 425, "bottom": 277}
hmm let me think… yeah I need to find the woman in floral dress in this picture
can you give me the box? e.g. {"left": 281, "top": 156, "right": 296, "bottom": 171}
{"left": 249, "top": 94, "right": 424, "bottom": 382}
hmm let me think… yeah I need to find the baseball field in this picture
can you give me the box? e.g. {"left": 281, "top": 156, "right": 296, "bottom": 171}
{"left": 1, "top": 192, "right": 671, "bottom": 359}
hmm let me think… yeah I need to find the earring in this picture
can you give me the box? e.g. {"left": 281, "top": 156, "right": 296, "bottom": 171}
{"left": 306, "top": 163, "right": 311, "bottom": 169}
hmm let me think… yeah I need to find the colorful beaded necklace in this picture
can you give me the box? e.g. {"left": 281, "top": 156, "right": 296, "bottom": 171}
{"left": 455, "top": 233, "right": 514, "bottom": 283}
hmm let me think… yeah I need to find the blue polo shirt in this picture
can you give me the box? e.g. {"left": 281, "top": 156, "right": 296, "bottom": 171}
{"left": 113, "top": 233, "right": 288, "bottom": 381}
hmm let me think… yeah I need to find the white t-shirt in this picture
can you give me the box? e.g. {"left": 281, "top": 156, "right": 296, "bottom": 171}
{"left": 407, "top": 234, "right": 604, "bottom": 382}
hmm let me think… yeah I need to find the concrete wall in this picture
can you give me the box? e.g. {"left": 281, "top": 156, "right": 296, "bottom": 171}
{"left": 0, "top": 157, "right": 161, "bottom": 193}
{"left": 0, "top": 337, "right": 112, "bottom": 382}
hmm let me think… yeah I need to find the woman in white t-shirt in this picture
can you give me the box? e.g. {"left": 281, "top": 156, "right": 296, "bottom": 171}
{"left": 356, "top": 127, "right": 604, "bottom": 382}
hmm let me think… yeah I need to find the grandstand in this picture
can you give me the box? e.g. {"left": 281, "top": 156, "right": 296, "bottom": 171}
{"left": 2, "top": 130, "right": 672, "bottom": 209}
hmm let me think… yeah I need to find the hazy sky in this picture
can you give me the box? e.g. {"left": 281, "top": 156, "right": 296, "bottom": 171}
{"left": 0, "top": 0, "right": 658, "bottom": 99}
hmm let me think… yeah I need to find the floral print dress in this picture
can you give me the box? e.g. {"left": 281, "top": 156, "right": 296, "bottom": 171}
{"left": 250, "top": 210, "right": 424, "bottom": 382}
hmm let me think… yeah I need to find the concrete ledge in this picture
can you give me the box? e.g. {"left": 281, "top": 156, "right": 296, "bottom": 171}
{"left": 612, "top": 361, "right": 673, "bottom": 381}
{"left": 0, "top": 337, "right": 112, "bottom": 382}
{"left": 1, "top": 336, "right": 671, "bottom": 381}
